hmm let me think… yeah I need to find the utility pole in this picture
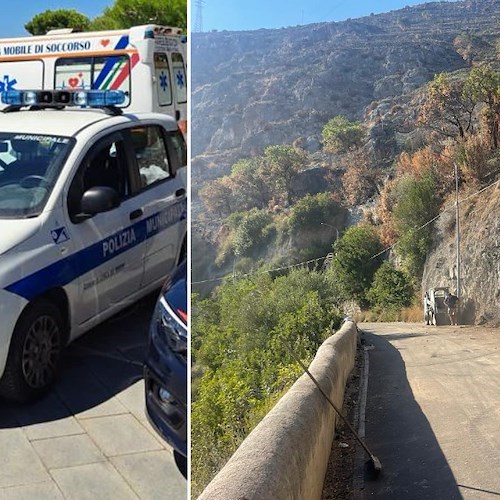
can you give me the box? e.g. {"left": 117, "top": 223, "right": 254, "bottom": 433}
{"left": 454, "top": 162, "right": 461, "bottom": 298}
{"left": 194, "top": 0, "right": 205, "bottom": 33}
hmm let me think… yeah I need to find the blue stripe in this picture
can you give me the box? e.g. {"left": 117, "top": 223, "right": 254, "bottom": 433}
{"left": 93, "top": 35, "right": 129, "bottom": 89}
{"left": 5, "top": 199, "right": 187, "bottom": 301}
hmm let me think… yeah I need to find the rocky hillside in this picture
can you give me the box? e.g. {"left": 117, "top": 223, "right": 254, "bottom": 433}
{"left": 192, "top": 0, "right": 499, "bottom": 176}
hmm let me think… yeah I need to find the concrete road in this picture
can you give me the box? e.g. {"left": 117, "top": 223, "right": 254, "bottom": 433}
{"left": 358, "top": 322, "right": 500, "bottom": 499}
{"left": 0, "top": 293, "right": 187, "bottom": 500}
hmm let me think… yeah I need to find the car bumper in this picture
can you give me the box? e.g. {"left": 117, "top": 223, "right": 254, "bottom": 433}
{"left": 144, "top": 345, "right": 187, "bottom": 457}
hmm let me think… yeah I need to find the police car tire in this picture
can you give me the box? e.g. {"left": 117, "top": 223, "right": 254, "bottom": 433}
{"left": 174, "top": 451, "right": 187, "bottom": 479}
{"left": 0, "top": 299, "right": 64, "bottom": 402}
{"left": 179, "top": 237, "right": 187, "bottom": 263}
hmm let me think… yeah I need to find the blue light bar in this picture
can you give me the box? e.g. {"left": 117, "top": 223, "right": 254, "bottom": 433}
{"left": 73, "top": 90, "right": 126, "bottom": 107}
{"left": 1, "top": 90, "right": 126, "bottom": 108}
{"left": 1, "top": 90, "right": 36, "bottom": 106}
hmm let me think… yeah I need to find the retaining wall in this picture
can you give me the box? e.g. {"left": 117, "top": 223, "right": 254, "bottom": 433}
{"left": 198, "top": 321, "right": 359, "bottom": 500}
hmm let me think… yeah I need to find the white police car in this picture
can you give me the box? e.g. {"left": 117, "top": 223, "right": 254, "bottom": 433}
{"left": 0, "top": 89, "right": 187, "bottom": 402}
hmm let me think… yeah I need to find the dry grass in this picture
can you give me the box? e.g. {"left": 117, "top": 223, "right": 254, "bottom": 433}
{"left": 400, "top": 304, "right": 423, "bottom": 322}
{"left": 354, "top": 303, "right": 423, "bottom": 323}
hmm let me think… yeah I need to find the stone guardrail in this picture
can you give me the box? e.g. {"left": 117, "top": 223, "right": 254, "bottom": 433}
{"left": 198, "top": 321, "right": 359, "bottom": 500}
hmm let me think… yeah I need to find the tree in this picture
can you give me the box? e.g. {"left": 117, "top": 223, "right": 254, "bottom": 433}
{"left": 199, "top": 177, "right": 235, "bottom": 218}
{"left": 341, "top": 149, "right": 381, "bottom": 206}
{"left": 261, "top": 145, "right": 306, "bottom": 206}
{"left": 229, "top": 208, "right": 274, "bottom": 257}
{"left": 418, "top": 73, "right": 475, "bottom": 141}
{"left": 288, "top": 193, "right": 343, "bottom": 232}
{"left": 91, "top": 0, "right": 187, "bottom": 31}
{"left": 327, "top": 225, "right": 383, "bottom": 307}
{"left": 367, "top": 261, "right": 414, "bottom": 309}
{"left": 230, "top": 158, "right": 270, "bottom": 211}
{"left": 25, "top": 9, "right": 91, "bottom": 35}
{"left": 322, "top": 116, "right": 365, "bottom": 154}
{"left": 392, "top": 172, "right": 440, "bottom": 276}
{"left": 464, "top": 64, "right": 500, "bottom": 149}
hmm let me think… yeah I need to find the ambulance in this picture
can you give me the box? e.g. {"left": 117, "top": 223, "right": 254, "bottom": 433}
{"left": 0, "top": 25, "right": 187, "bottom": 134}
{"left": 0, "top": 89, "right": 187, "bottom": 402}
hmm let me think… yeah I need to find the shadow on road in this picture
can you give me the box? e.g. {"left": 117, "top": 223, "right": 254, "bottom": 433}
{"left": 360, "top": 328, "right": 462, "bottom": 499}
{"left": 0, "top": 291, "right": 158, "bottom": 427}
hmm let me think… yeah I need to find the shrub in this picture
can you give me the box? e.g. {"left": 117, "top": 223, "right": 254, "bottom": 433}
{"left": 322, "top": 116, "right": 365, "bottom": 153}
{"left": 327, "top": 225, "right": 384, "bottom": 307}
{"left": 367, "top": 261, "right": 414, "bottom": 309}
{"left": 287, "top": 193, "right": 342, "bottom": 231}
{"left": 191, "top": 269, "right": 343, "bottom": 494}
{"left": 231, "top": 208, "right": 275, "bottom": 257}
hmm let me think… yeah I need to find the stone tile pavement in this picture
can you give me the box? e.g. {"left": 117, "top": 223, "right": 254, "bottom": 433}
{"left": 0, "top": 295, "right": 187, "bottom": 500}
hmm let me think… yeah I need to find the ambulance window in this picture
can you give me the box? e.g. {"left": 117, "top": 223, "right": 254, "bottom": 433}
{"left": 129, "top": 126, "right": 171, "bottom": 189}
{"left": 172, "top": 53, "right": 187, "bottom": 104}
{"left": 0, "top": 61, "right": 44, "bottom": 93}
{"left": 154, "top": 54, "right": 173, "bottom": 107}
{"left": 55, "top": 56, "right": 131, "bottom": 106}
{"left": 55, "top": 58, "right": 92, "bottom": 91}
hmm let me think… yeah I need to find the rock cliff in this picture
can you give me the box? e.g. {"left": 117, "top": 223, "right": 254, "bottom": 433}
{"left": 192, "top": 0, "right": 498, "bottom": 169}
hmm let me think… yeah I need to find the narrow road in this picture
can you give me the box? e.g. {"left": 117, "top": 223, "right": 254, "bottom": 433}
{"left": 358, "top": 322, "right": 500, "bottom": 499}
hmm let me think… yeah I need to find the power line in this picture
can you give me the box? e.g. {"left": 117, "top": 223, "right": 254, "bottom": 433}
{"left": 192, "top": 254, "right": 331, "bottom": 286}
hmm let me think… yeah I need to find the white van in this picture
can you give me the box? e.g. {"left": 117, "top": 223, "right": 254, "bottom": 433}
{"left": 0, "top": 25, "right": 187, "bottom": 134}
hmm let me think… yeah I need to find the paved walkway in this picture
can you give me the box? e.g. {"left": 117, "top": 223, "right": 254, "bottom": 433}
{"left": 0, "top": 295, "right": 186, "bottom": 500}
{"left": 358, "top": 322, "right": 500, "bottom": 500}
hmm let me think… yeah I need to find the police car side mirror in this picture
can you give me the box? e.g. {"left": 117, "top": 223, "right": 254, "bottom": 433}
{"left": 78, "top": 186, "right": 120, "bottom": 220}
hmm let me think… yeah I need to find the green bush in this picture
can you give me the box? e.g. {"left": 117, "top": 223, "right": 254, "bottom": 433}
{"left": 231, "top": 208, "right": 275, "bottom": 257}
{"left": 322, "top": 116, "right": 365, "bottom": 153}
{"left": 366, "top": 261, "right": 414, "bottom": 309}
{"left": 327, "top": 225, "right": 384, "bottom": 307}
{"left": 287, "top": 193, "right": 342, "bottom": 232}
{"left": 191, "top": 268, "right": 343, "bottom": 495}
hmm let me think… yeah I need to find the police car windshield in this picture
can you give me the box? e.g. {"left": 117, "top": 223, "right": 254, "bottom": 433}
{"left": 0, "top": 133, "right": 73, "bottom": 218}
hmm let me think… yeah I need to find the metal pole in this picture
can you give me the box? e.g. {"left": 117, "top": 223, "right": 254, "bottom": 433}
{"left": 454, "top": 162, "right": 460, "bottom": 298}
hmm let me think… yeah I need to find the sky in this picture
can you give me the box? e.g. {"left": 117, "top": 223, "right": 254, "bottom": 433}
{"left": 0, "top": 1, "right": 110, "bottom": 38}
{"left": 0, "top": 0, "right": 460, "bottom": 38}
{"left": 199, "top": 0, "right": 459, "bottom": 32}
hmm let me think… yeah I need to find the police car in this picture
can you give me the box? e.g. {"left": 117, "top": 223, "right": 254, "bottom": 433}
{"left": 0, "top": 89, "right": 187, "bottom": 402}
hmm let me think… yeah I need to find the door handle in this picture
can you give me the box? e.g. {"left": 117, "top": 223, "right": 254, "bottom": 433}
{"left": 175, "top": 188, "right": 186, "bottom": 197}
{"left": 129, "top": 208, "right": 143, "bottom": 220}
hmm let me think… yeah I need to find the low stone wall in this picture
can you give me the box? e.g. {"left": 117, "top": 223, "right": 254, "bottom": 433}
{"left": 198, "top": 321, "right": 359, "bottom": 500}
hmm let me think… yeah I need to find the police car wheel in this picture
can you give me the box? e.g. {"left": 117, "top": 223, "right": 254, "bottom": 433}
{"left": 174, "top": 451, "right": 187, "bottom": 479}
{"left": 0, "top": 299, "right": 64, "bottom": 402}
{"left": 179, "top": 237, "right": 187, "bottom": 263}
